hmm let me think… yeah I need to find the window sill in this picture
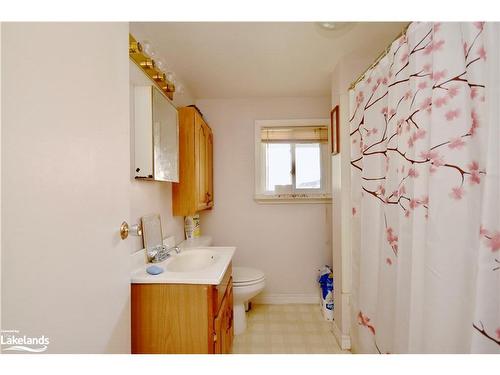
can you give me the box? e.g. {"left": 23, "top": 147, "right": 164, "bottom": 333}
{"left": 254, "top": 194, "right": 332, "bottom": 204}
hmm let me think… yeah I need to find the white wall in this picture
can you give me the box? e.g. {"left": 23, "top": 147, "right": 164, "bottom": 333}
{"left": 330, "top": 55, "right": 373, "bottom": 349}
{"left": 195, "top": 97, "right": 332, "bottom": 301}
{"left": 129, "top": 61, "right": 195, "bottom": 252}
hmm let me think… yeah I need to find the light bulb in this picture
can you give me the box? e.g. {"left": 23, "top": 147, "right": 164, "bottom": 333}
{"left": 176, "top": 83, "right": 184, "bottom": 94}
{"left": 319, "top": 22, "right": 338, "bottom": 30}
{"left": 166, "top": 71, "right": 175, "bottom": 82}
{"left": 141, "top": 40, "right": 155, "bottom": 58}
{"left": 155, "top": 58, "right": 166, "bottom": 72}
{"left": 316, "top": 22, "right": 353, "bottom": 32}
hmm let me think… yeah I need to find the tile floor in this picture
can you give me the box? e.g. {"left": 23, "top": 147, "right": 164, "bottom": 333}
{"left": 231, "top": 304, "right": 349, "bottom": 354}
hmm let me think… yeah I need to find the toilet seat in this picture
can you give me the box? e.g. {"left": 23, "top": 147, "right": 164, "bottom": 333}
{"left": 233, "top": 277, "right": 265, "bottom": 287}
{"left": 233, "top": 267, "right": 265, "bottom": 287}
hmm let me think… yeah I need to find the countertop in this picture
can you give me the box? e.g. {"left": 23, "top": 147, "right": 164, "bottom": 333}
{"left": 130, "top": 246, "right": 235, "bottom": 285}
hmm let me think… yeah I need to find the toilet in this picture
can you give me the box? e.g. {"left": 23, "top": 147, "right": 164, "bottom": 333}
{"left": 232, "top": 266, "right": 265, "bottom": 335}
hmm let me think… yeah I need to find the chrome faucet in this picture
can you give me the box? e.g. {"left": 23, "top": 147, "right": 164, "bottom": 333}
{"left": 147, "top": 245, "right": 181, "bottom": 263}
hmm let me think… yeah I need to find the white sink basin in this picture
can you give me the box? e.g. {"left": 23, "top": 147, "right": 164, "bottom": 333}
{"left": 167, "top": 249, "right": 218, "bottom": 272}
{"left": 131, "top": 246, "right": 235, "bottom": 285}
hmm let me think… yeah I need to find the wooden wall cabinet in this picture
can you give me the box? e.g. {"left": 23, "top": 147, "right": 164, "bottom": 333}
{"left": 131, "top": 264, "right": 233, "bottom": 354}
{"left": 173, "top": 106, "right": 214, "bottom": 216}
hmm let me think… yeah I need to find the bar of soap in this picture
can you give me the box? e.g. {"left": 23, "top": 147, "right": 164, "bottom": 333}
{"left": 146, "top": 265, "right": 164, "bottom": 275}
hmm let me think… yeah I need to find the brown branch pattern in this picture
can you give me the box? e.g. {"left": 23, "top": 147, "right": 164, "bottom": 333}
{"left": 473, "top": 321, "right": 500, "bottom": 347}
{"left": 351, "top": 23, "right": 497, "bottom": 353}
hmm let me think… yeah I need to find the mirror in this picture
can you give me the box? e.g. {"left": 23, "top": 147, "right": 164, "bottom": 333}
{"left": 152, "top": 87, "right": 179, "bottom": 181}
{"left": 141, "top": 214, "right": 163, "bottom": 251}
{"left": 134, "top": 85, "right": 179, "bottom": 182}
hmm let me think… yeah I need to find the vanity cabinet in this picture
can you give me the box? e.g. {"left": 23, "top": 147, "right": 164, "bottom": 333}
{"left": 131, "top": 264, "right": 233, "bottom": 354}
{"left": 173, "top": 106, "right": 214, "bottom": 216}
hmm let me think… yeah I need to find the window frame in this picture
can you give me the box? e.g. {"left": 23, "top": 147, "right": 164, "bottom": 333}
{"left": 254, "top": 119, "right": 331, "bottom": 203}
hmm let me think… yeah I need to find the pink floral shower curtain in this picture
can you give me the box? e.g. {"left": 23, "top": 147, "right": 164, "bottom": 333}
{"left": 349, "top": 22, "right": 500, "bottom": 353}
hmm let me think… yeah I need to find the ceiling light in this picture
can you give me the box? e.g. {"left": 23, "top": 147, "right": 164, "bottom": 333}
{"left": 318, "top": 22, "right": 350, "bottom": 31}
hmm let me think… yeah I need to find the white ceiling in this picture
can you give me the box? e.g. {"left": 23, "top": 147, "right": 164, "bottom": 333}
{"left": 130, "top": 22, "right": 407, "bottom": 99}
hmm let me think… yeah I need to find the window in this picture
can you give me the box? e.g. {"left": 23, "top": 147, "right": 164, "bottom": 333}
{"left": 255, "top": 119, "right": 331, "bottom": 202}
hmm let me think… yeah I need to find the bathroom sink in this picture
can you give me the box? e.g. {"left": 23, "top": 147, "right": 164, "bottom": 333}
{"left": 166, "top": 249, "right": 218, "bottom": 272}
{"left": 131, "top": 246, "right": 235, "bottom": 285}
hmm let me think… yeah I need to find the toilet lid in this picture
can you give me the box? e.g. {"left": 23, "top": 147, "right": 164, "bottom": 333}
{"left": 233, "top": 266, "right": 265, "bottom": 284}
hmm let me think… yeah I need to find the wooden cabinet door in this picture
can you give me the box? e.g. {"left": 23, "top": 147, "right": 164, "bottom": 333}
{"left": 195, "top": 114, "right": 208, "bottom": 211}
{"left": 174, "top": 107, "right": 214, "bottom": 216}
{"left": 206, "top": 128, "right": 214, "bottom": 208}
{"left": 213, "top": 286, "right": 235, "bottom": 354}
{"left": 223, "top": 284, "right": 234, "bottom": 353}
{"left": 213, "top": 302, "right": 223, "bottom": 354}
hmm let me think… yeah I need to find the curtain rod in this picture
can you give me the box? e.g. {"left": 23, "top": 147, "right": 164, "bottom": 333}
{"left": 348, "top": 22, "right": 412, "bottom": 91}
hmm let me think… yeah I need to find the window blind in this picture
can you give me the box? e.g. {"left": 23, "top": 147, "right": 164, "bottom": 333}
{"left": 260, "top": 126, "right": 328, "bottom": 143}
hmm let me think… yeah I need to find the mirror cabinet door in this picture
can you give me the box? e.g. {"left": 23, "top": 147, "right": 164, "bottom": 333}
{"left": 134, "top": 85, "right": 179, "bottom": 182}
{"left": 152, "top": 87, "right": 179, "bottom": 182}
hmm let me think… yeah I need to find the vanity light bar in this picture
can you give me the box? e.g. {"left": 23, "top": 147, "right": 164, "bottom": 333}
{"left": 129, "top": 34, "right": 176, "bottom": 100}
{"left": 153, "top": 72, "right": 167, "bottom": 82}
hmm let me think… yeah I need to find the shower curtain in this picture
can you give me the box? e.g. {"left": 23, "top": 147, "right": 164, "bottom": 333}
{"left": 349, "top": 22, "right": 500, "bottom": 353}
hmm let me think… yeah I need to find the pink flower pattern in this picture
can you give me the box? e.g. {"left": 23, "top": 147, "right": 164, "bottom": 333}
{"left": 447, "top": 85, "right": 460, "bottom": 98}
{"left": 350, "top": 23, "right": 496, "bottom": 353}
{"left": 480, "top": 226, "right": 500, "bottom": 255}
{"left": 419, "top": 97, "right": 432, "bottom": 111}
{"left": 450, "top": 187, "right": 465, "bottom": 200}
{"left": 434, "top": 96, "right": 449, "bottom": 108}
{"left": 470, "top": 110, "right": 480, "bottom": 136}
{"left": 386, "top": 227, "right": 399, "bottom": 255}
{"left": 478, "top": 46, "right": 487, "bottom": 60}
{"left": 408, "top": 168, "right": 419, "bottom": 178}
{"left": 445, "top": 109, "right": 460, "bottom": 121}
{"left": 473, "top": 22, "right": 485, "bottom": 31}
{"left": 468, "top": 161, "right": 481, "bottom": 185}
{"left": 486, "top": 232, "right": 500, "bottom": 252}
{"left": 448, "top": 137, "right": 466, "bottom": 149}
{"left": 424, "top": 39, "right": 445, "bottom": 55}
{"left": 432, "top": 70, "right": 447, "bottom": 82}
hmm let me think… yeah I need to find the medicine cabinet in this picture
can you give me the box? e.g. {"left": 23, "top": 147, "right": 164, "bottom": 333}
{"left": 134, "top": 85, "right": 179, "bottom": 182}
